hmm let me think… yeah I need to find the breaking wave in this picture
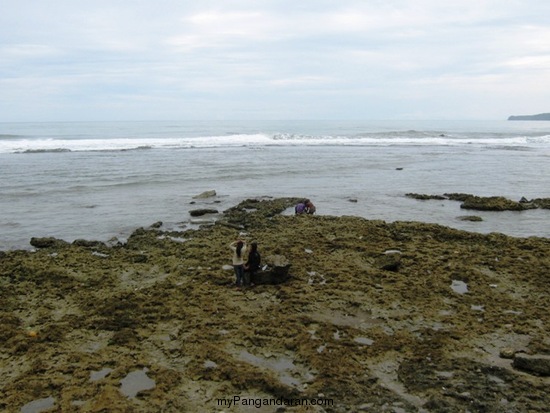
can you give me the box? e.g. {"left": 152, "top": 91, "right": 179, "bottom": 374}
{"left": 1, "top": 131, "right": 549, "bottom": 154}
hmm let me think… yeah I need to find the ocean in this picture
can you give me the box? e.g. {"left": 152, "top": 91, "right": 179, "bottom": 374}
{"left": 1, "top": 120, "right": 549, "bottom": 250}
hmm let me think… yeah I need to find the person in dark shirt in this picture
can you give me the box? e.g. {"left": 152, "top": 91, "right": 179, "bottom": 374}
{"left": 244, "top": 241, "right": 261, "bottom": 286}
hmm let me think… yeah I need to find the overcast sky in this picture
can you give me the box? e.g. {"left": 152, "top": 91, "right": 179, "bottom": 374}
{"left": 1, "top": 0, "right": 549, "bottom": 121}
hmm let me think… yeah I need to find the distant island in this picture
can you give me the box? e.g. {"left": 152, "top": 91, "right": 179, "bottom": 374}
{"left": 508, "top": 113, "right": 550, "bottom": 121}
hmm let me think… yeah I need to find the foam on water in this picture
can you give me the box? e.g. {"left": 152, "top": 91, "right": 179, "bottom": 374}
{"left": 2, "top": 132, "right": 550, "bottom": 154}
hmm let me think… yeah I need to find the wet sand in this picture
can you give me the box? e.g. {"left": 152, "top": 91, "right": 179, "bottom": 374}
{"left": 1, "top": 198, "right": 549, "bottom": 412}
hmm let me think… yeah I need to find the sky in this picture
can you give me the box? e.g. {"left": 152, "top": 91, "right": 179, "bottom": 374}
{"left": 1, "top": 0, "right": 549, "bottom": 122}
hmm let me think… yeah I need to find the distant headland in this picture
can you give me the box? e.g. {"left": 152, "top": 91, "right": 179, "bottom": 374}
{"left": 508, "top": 113, "right": 550, "bottom": 121}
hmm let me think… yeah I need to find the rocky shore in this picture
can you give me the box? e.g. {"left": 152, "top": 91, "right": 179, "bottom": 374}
{"left": 406, "top": 193, "right": 550, "bottom": 212}
{"left": 1, "top": 197, "right": 549, "bottom": 412}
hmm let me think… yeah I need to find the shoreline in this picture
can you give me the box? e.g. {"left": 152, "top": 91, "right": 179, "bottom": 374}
{"left": 2, "top": 192, "right": 550, "bottom": 253}
{"left": 1, "top": 197, "right": 549, "bottom": 411}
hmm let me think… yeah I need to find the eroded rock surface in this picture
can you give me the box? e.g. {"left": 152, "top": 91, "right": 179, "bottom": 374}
{"left": 1, "top": 198, "right": 549, "bottom": 412}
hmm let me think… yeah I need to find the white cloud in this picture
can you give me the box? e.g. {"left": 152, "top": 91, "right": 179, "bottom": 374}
{"left": 0, "top": 0, "right": 549, "bottom": 121}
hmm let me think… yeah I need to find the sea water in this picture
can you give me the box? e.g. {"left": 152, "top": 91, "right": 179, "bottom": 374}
{"left": 1, "top": 120, "right": 549, "bottom": 250}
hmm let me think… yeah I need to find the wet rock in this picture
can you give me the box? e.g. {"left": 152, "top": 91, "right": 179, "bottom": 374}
{"left": 409, "top": 192, "right": 549, "bottom": 211}
{"left": 375, "top": 252, "right": 401, "bottom": 272}
{"left": 513, "top": 354, "right": 550, "bottom": 376}
{"left": 189, "top": 209, "right": 219, "bottom": 217}
{"left": 106, "top": 237, "right": 125, "bottom": 247}
{"left": 222, "top": 197, "right": 302, "bottom": 229}
{"left": 252, "top": 255, "right": 291, "bottom": 285}
{"left": 442, "top": 193, "right": 539, "bottom": 211}
{"left": 458, "top": 215, "right": 483, "bottom": 222}
{"left": 30, "top": 237, "right": 69, "bottom": 248}
{"left": 73, "top": 239, "right": 106, "bottom": 248}
{"left": 444, "top": 193, "right": 477, "bottom": 202}
{"left": 533, "top": 197, "right": 550, "bottom": 209}
{"left": 459, "top": 196, "right": 532, "bottom": 211}
{"left": 406, "top": 193, "right": 447, "bottom": 200}
{"left": 149, "top": 221, "right": 163, "bottom": 229}
{"left": 192, "top": 190, "right": 216, "bottom": 199}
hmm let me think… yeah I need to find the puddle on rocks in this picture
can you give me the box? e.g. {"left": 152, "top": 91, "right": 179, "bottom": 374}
{"left": 120, "top": 368, "right": 156, "bottom": 398}
{"left": 20, "top": 396, "right": 55, "bottom": 413}
{"left": 90, "top": 367, "right": 113, "bottom": 381}
{"left": 236, "top": 350, "right": 315, "bottom": 390}
{"left": 312, "top": 308, "right": 382, "bottom": 330}
{"left": 451, "top": 280, "right": 468, "bottom": 294}
{"left": 354, "top": 337, "right": 374, "bottom": 346}
{"left": 368, "top": 357, "right": 428, "bottom": 409}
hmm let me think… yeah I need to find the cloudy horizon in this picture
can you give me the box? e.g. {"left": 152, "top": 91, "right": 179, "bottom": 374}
{"left": 1, "top": 1, "right": 549, "bottom": 122}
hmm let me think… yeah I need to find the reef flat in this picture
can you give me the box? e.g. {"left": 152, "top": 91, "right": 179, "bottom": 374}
{"left": 1, "top": 198, "right": 549, "bottom": 412}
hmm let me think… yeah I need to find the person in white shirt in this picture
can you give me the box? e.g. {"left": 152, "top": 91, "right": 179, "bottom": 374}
{"left": 229, "top": 240, "right": 247, "bottom": 287}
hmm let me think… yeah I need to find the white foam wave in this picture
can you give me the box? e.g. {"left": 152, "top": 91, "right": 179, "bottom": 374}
{"left": 0, "top": 132, "right": 549, "bottom": 154}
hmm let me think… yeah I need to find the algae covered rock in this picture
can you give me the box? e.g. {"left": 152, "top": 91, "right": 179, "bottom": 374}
{"left": 30, "top": 237, "right": 69, "bottom": 249}
{"left": 192, "top": 190, "right": 217, "bottom": 199}
{"left": 459, "top": 195, "right": 532, "bottom": 211}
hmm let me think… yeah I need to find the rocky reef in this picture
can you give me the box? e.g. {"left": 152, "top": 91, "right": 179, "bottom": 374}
{"left": 1, "top": 197, "right": 549, "bottom": 412}
{"left": 406, "top": 192, "right": 550, "bottom": 211}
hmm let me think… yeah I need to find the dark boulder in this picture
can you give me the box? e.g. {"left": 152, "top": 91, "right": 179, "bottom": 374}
{"left": 73, "top": 239, "right": 106, "bottom": 248}
{"left": 513, "top": 353, "right": 550, "bottom": 376}
{"left": 30, "top": 237, "right": 69, "bottom": 249}
{"left": 192, "top": 190, "right": 216, "bottom": 199}
{"left": 457, "top": 216, "right": 483, "bottom": 222}
{"left": 375, "top": 252, "right": 401, "bottom": 272}
{"left": 251, "top": 255, "right": 291, "bottom": 285}
{"left": 189, "top": 209, "right": 219, "bottom": 217}
{"left": 149, "top": 221, "right": 163, "bottom": 229}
